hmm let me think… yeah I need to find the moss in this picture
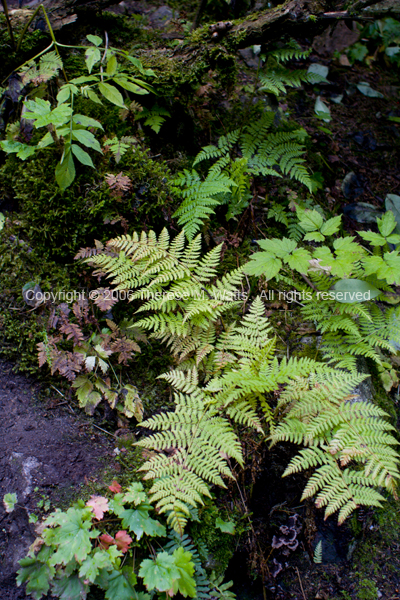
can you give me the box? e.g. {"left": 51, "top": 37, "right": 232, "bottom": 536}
{"left": 0, "top": 146, "right": 172, "bottom": 261}
{"left": 0, "top": 230, "right": 73, "bottom": 371}
{"left": 190, "top": 500, "right": 238, "bottom": 577}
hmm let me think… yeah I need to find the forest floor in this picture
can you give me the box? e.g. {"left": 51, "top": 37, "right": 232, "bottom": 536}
{"left": 0, "top": 361, "right": 116, "bottom": 600}
{"left": 1, "top": 1, "right": 400, "bottom": 599}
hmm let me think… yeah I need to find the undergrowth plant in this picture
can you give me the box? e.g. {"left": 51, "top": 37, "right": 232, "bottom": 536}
{"left": 37, "top": 293, "right": 145, "bottom": 419}
{"left": 13, "top": 480, "right": 235, "bottom": 600}
{"left": 173, "top": 112, "right": 313, "bottom": 240}
{"left": 0, "top": 34, "right": 155, "bottom": 189}
{"left": 78, "top": 228, "right": 400, "bottom": 533}
{"left": 246, "top": 206, "right": 400, "bottom": 374}
{"left": 258, "top": 46, "right": 326, "bottom": 96}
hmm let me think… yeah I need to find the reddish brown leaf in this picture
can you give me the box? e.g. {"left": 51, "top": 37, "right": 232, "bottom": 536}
{"left": 72, "top": 298, "right": 90, "bottom": 324}
{"left": 108, "top": 481, "right": 122, "bottom": 493}
{"left": 51, "top": 351, "right": 84, "bottom": 381}
{"left": 115, "top": 530, "right": 132, "bottom": 553}
{"left": 98, "top": 533, "right": 115, "bottom": 549}
{"left": 59, "top": 322, "right": 85, "bottom": 344}
{"left": 92, "top": 288, "right": 119, "bottom": 312}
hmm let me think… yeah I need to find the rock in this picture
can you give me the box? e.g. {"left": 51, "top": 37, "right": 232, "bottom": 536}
{"left": 238, "top": 47, "right": 260, "bottom": 69}
{"left": 149, "top": 6, "right": 177, "bottom": 28}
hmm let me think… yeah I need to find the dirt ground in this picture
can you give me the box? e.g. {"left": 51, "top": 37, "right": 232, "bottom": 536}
{"left": 0, "top": 361, "right": 114, "bottom": 600}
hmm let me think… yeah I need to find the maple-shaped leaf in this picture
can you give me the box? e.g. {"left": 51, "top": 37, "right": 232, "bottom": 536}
{"left": 59, "top": 322, "right": 85, "bottom": 344}
{"left": 78, "top": 549, "right": 113, "bottom": 584}
{"left": 115, "top": 530, "right": 132, "bottom": 553}
{"left": 123, "top": 482, "right": 147, "bottom": 506}
{"left": 86, "top": 495, "right": 109, "bottom": 520}
{"left": 43, "top": 507, "right": 98, "bottom": 566}
{"left": 171, "top": 547, "right": 196, "bottom": 598}
{"left": 120, "top": 505, "right": 166, "bottom": 540}
{"left": 139, "top": 552, "right": 179, "bottom": 593}
{"left": 109, "top": 481, "right": 122, "bottom": 493}
{"left": 104, "top": 567, "right": 137, "bottom": 600}
{"left": 93, "top": 288, "right": 119, "bottom": 312}
{"left": 52, "top": 573, "right": 89, "bottom": 600}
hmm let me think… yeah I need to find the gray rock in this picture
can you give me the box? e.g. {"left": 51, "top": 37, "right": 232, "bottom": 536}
{"left": 150, "top": 6, "right": 177, "bottom": 28}
{"left": 238, "top": 47, "right": 260, "bottom": 69}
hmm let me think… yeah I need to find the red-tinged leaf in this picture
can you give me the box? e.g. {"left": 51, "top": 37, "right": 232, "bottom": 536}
{"left": 99, "top": 533, "right": 114, "bottom": 549}
{"left": 115, "top": 530, "right": 132, "bottom": 553}
{"left": 59, "top": 321, "right": 85, "bottom": 344}
{"left": 86, "top": 495, "right": 109, "bottom": 520}
{"left": 108, "top": 481, "right": 122, "bottom": 493}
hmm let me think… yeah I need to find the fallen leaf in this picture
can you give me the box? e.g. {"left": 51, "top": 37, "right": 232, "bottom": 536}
{"left": 109, "top": 480, "right": 122, "bottom": 493}
{"left": 86, "top": 495, "right": 109, "bottom": 520}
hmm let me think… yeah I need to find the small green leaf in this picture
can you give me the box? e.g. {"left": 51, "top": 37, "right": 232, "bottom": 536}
{"left": 52, "top": 574, "right": 88, "bottom": 600}
{"left": 139, "top": 552, "right": 179, "bottom": 593}
{"left": 243, "top": 252, "right": 282, "bottom": 279}
{"left": 359, "top": 231, "right": 387, "bottom": 246}
{"left": 105, "top": 568, "right": 137, "bottom": 600}
{"left": 377, "top": 211, "right": 397, "bottom": 237}
{"left": 304, "top": 231, "right": 325, "bottom": 242}
{"left": 71, "top": 144, "right": 95, "bottom": 168}
{"left": 57, "top": 86, "right": 71, "bottom": 105}
{"left": 87, "top": 89, "right": 103, "bottom": 105}
{"left": 98, "top": 82, "right": 125, "bottom": 108}
{"left": 298, "top": 208, "right": 324, "bottom": 232}
{"left": 0, "top": 212, "right": 5, "bottom": 231}
{"left": 385, "top": 196, "right": 400, "bottom": 236}
{"left": 4, "top": 492, "right": 17, "bottom": 512}
{"left": 71, "top": 130, "right": 101, "bottom": 152}
{"left": 320, "top": 215, "right": 341, "bottom": 236}
{"left": 106, "top": 55, "right": 118, "bottom": 77}
{"left": 330, "top": 279, "right": 381, "bottom": 303}
{"left": 257, "top": 237, "right": 297, "bottom": 257}
{"left": 73, "top": 114, "right": 103, "bottom": 129}
{"left": 113, "top": 77, "right": 149, "bottom": 95}
{"left": 87, "top": 34, "right": 102, "bottom": 46}
{"left": 55, "top": 150, "right": 76, "bottom": 190}
{"left": 85, "top": 47, "right": 101, "bottom": 74}
{"left": 171, "top": 547, "right": 196, "bottom": 598}
{"left": 215, "top": 517, "right": 235, "bottom": 534}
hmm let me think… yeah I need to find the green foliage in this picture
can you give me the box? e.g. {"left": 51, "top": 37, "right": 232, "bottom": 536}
{"left": 245, "top": 207, "right": 400, "bottom": 371}
{"left": 259, "top": 46, "right": 326, "bottom": 96}
{"left": 82, "top": 229, "right": 400, "bottom": 533}
{"left": 16, "top": 481, "right": 235, "bottom": 600}
{"left": 0, "top": 36, "right": 155, "bottom": 189}
{"left": 3, "top": 492, "right": 18, "bottom": 513}
{"left": 103, "top": 135, "right": 137, "bottom": 163}
{"left": 135, "top": 105, "right": 171, "bottom": 133}
{"left": 174, "top": 113, "right": 312, "bottom": 240}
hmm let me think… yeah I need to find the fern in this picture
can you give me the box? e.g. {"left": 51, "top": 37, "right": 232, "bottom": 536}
{"left": 85, "top": 229, "right": 400, "bottom": 533}
{"left": 103, "top": 136, "right": 137, "bottom": 163}
{"left": 259, "top": 46, "right": 326, "bottom": 97}
{"left": 20, "top": 50, "right": 63, "bottom": 85}
{"left": 271, "top": 373, "right": 400, "bottom": 522}
{"left": 174, "top": 113, "right": 312, "bottom": 240}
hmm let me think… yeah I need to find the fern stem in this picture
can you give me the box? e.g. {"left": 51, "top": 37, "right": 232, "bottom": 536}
{"left": 1, "top": 0, "right": 15, "bottom": 50}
